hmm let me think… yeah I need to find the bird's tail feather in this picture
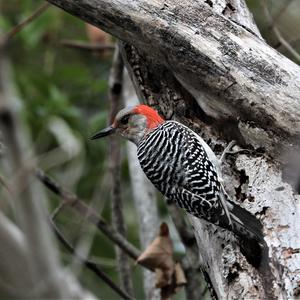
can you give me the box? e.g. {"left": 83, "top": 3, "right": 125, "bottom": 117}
{"left": 228, "top": 200, "right": 268, "bottom": 268}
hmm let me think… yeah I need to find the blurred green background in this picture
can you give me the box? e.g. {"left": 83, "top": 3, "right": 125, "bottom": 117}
{"left": 1, "top": 0, "right": 299, "bottom": 298}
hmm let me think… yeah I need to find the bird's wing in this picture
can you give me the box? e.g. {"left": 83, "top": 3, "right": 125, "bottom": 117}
{"left": 170, "top": 121, "right": 221, "bottom": 175}
{"left": 167, "top": 185, "right": 231, "bottom": 228}
{"left": 170, "top": 121, "right": 232, "bottom": 226}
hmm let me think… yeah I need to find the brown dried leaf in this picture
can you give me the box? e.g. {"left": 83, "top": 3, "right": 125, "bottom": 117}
{"left": 174, "top": 263, "right": 187, "bottom": 286}
{"left": 137, "top": 223, "right": 175, "bottom": 287}
{"left": 137, "top": 223, "right": 187, "bottom": 299}
{"left": 137, "top": 222, "right": 174, "bottom": 276}
{"left": 155, "top": 268, "right": 170, "bottom": 288}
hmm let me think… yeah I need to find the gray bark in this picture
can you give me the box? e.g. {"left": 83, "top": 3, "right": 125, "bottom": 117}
{"left": 46, "top": 0, "right": 300, "bottom": 299}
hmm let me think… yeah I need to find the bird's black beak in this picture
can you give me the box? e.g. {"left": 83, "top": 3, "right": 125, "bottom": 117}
{"left": 91, "top": 126, "right": 116, "bottom": 140}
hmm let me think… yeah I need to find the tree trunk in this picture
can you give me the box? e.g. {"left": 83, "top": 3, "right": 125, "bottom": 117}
{"left": 46, "top": 0, "right": 300, "bottom": 298}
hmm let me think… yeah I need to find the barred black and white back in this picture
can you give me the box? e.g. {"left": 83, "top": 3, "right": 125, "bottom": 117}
{"left": 137, "top": 121, "right": 226, "bottom": 225}
{"left": 137, "top": 121, "right": 266, "bottom": 267}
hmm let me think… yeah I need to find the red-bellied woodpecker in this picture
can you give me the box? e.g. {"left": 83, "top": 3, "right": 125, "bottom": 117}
{"left": 92, "top": 104, "right": 266, "bottom": 267}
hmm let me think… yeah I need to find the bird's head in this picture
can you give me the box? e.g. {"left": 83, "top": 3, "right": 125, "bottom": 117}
{"left": 91, "top": 105, "right": 165, "bottom": 144}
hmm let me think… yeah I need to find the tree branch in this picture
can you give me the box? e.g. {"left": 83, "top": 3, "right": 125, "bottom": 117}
{"left": 167, "top": 204, "right": 207, "bottom": 299}
{"left": 48, "top": 216, "right": 134, "bottom": 300}
{"left": 1, "top": 3, "right": 51, "bottom": 47}
{"left": 36, "top": 169, "right": 142, "bottom": 261}
{"left": 61, "top": 39, "right": 115, "bottom": 51}
{"left": 267, "top": 0, "right": 294, "bottom": 30}
{"left": 46, "top": 0, "right": 300, "bottom": 156}
{"left": 261, "top": 0, "right": 300, "bottom": 63}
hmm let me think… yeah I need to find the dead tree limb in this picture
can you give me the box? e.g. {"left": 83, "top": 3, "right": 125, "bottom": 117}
{"left": 61, "top": 39, "right": 115, "bottom": 51}
{"left": 261, "top": 0, "right": 300, "bottom": 63}
{"left": 124, "top": 59, "right": 204, "bottom": 300}
{"left": 1, "top": 3, "right": 51, "bottom": 47}
{"left": 46, "top": 0, "right": 300, "bottom": 156}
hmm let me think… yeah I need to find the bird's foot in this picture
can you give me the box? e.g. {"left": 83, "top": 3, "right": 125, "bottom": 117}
{"left": 219, "top": 140, "right": 237, "bottom": 163}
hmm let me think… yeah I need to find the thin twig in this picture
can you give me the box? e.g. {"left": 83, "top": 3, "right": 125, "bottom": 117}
{"left": 0, "top": 173, "right": 12, "bottom": 194}
{"left": 51, "top": 202, "right": 65, "bottom": 221}
{"left": 261, "top": 0, "right": 300, "bottom": 63}
{"left": 267, "top": 0, "right": 294, "bottom": 29}
{"left": 2, "top": 3, "right": 51, "bottom": 46}
{"left": 108, "top": 44, "right": 124, "bottom": 123}
{"left": 48, "top": 216, "right": 134, "bottom": 300}
{"left": 36, "top": 169, "right": 143, "bottom": 261}
{"left": 276, "top": 36, "right": 300, "bottom": 51}
{"left": 61, "top": 39, "right": 115, "bottom": 51}
{"left": 291, "top": 248, "right": 300, "bottom": 254}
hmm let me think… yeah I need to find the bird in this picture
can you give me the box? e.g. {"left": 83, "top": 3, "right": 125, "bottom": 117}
{"left": 91, "top": 104, "right": 267, "bottom": 267}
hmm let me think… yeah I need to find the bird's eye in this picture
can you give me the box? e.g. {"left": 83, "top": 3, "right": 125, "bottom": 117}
{"left": 120, "top": 115, "right": 130, "bottom": 125}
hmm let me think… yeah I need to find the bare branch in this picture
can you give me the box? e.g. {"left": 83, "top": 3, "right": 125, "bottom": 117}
{"left": 276, "top": 36, "right": 300, "bottom": 51}
{"left": 261, "top": 0, "right": 300, "bottom": 63}
{"left": 267, "top": 0, "right": 294, "bottom": 29}
{"left": 167, "top": 204, "right": 208, "bottom": 300}
{"left": 108, "top": 44, "right": 124, "bottom": 122}
{"left": 49, "top": 216, "right": 134, "bottom": 300}
{"left": 1, "top": 3, "right": 51, "bottom": 46}
{"left": 46, "top": 0, "right": 300, "bottom": 156}
{"left": 36, "top": 169, "right": 142, "bottom": 261}
{"left": 61, "top": 39, "right": 115, "bottom": 51}
{"left": 51, "top": 202, "right": 65, "bottom": 220}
